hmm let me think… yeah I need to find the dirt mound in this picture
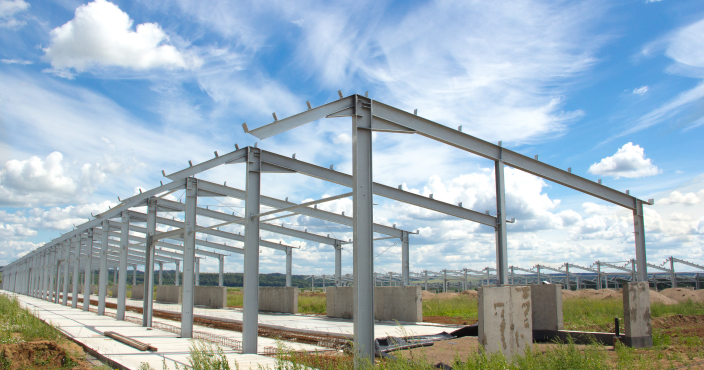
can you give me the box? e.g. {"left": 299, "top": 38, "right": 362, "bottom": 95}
{"left": 659, "top": 288, "right": 704, "bottom": 303}
{"left": 650, "top": 290, "right": 679, "bottom": 305}
{"left": 459, "top": 290, "right": 478, "bottom": 298}
{"left": 653, "top": 314, "right": 704, "bottom": 329}
{"left": 421, "top": 291, "right": 436, "bottom": 300}
{"left": 562, "top": 289, "right": 678, "bottom": 305}
{"left": 0, "top": 341, "right": 87, "bottom": 370}
{"left": 434, "top": 292, "right": 460, "bottom": 300}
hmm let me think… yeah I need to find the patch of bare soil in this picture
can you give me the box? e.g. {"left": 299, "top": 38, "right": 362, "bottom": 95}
{"left": 562, "top": 288, "right": 678, "bottom": 305}
{"left": 459, "top": 290, "right": 478, "bottom": 298}
{"left": 659, "top": 288, "right": 704, "bottom": 303}
{"left": 422, "top": 316, "right": 476, "bottom": 326}
{"left": 0, "top": 341, "right": 91, "bottom": 370}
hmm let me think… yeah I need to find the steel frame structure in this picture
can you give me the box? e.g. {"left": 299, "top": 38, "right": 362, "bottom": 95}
{"left": 2, "top": 93, "right": 657, "bottom": 367}
{"left": 241, "top": 92, "right": 653, "bottom": 364}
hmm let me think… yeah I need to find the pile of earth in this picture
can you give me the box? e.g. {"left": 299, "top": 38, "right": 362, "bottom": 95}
{"left": 0, "top": 341, "right": 88, "bottom": 370}
{"left": 658, "top": 288, "right": 704, "bottom": 303}
{"left": 561, "top": 288, "right": 678, "bottom": 305}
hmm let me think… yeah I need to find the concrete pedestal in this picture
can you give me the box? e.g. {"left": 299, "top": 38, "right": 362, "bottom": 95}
{"left": 156, "top": 286, "right": 182, "bottom": 303}
{"left": 111, "top": 285, "right": 119, "bottom": 298}
{"left": 131, "top": 285, "right": 144, "bottom": 300}
{"left": 531, "top": 284, "right": 563, "bottom": 331}
{"left": 326, "top": 286, "right": 422, "bottom": 322}
{"left": 623, "top": 282, "right": 653, "bottom": 348}
{"left": 478, "top": 286, "right": 532, "bottom": 357}
{"left": 194, "top": 286, "right": 227, "bottom": 308}
{"left": 259, "top": 287, "right": 298, "bottom": 314}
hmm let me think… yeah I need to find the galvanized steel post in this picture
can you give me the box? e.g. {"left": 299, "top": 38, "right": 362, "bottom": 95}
{"left": 633, "top": 200, "right": 648, "bottom": 281}
{"left": 494, "top": 155, "right": 508, "bottom": 285}
{"left": 71, "top": 236, "right": 80, "bottom": 308}
{"left": 143, "top": 197, "right": 157, "bottom": 327}
{"left": 98, "top": 220, "right": 109, "bottom": 315}
{"left": 352, "top": 95, "right": 375, "bottom": 365}
{"left": 83, "top": 230, "right": 93, "bottom": 311}
{"left": 242, "top": 147, "right": 262, "bottom": 354}
{"left": 181, "top": 177, "right": 198, "bottom": 338}
{"left": 285, "top": 247, "right": 292, "bottom": 287}
{"left": 334, "top": 243, "right": 342, "bottom": 286}
{"left": 117, "top": 211, "right": 130, "bottom": 320}
{"left": 402, "top": 231, "right": 409, "bottom": 286}
{"left": 218, "top": 255, "right": 224, "bottom": 287}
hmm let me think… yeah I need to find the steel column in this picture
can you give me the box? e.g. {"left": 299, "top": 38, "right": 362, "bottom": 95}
{"left": 218, "top": 255, "right": 224, "bottom": 287}
{"left": 71, "top": 236, "right": 80, "bottom": 308}
{"left": 143, "top": 198, "right": 157, "bottom": 327}
{"left": 83, "top": 230, "right": 93, "bottom": 311}
{"left": 133, "top": 264, "right": 137, "bottom": 285}
{"left": 286, "top": 248, "right": 292, "bottom": 287}
{"left": 494, "top": 158, "right": 508, "bottom": 285}
{"left": 98, "top": 220, "right": 109, "bottom": 315}
{"left": 670, "top": 257, "right": 677, "bottom": 288}
{"left": 62, "top": 242, "right": 69, "bottom": 305}
{"left": 117, "top": 211, "right": 130, "bottom": 320}
{"left": 401, "top": 231, "right": 409, "bottom": 286}
{"left": 181, "top": 177, "right": 198, "bottom": 338}
{"left": 633, "top": 200, "right": 648, "bottom": 281}
{"left": 352, "top": 95, "right": 375, "bottom": 365}
{"left": 174, "top": 261, "right": 180, "bottom": 286}
{"left": 335, "top": 245, "right": 341, "bottom": 286}
{"left": 242, "top": 147, "right": 262, "bottom": 354}
{"left": 158, "top": 262, "right": 163, "bottom": 286}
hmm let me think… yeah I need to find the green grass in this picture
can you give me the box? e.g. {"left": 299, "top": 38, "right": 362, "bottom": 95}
{"left": 0, "top": 295, "right": 64, "bottom": 344}
{"left": 299, "top": 295, "right": 326, "bottom": 314}
{"left": 422, "top": 296, "right": 478, "bottom": 319}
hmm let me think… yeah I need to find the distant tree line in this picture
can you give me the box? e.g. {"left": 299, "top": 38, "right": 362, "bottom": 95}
{"left": 99, "top": 269, "right": 315, "bottom": 288}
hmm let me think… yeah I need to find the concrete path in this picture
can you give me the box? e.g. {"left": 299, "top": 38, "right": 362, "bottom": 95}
{"left": 104, "top": 295, "right": 460, "bottom": 338}
{"left": 2, "top": 292, "right": 281, "bottom": 370}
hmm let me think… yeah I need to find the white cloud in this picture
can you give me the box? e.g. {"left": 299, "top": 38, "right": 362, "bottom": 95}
{"left": 588, "top": 142, "right": 660, "bottom": 179}
{"left": 1, "top": 59, "right": 32, "bottom": 65}
{"left": 658, "top": 190, "right": 704, "bottom": 205}
{"left": 0, "top": 0, "right": 28, "bottom": 28}
{"left": 0, "top": 240, "right": 41, "bottom": 265}
{"left": 626, "top": 18, "right": 704, "bottom": 135}
{"left": 633, "top": 86, "right": 648, "bottom": 95}
{"left": 0, "top": 152, "right": 78, "bottom": 206}
{"left": 43, "top": 0, "right": 201, "bottom": 74}
{"left": 291, "top": 0, "right": 601, "bottom": 144}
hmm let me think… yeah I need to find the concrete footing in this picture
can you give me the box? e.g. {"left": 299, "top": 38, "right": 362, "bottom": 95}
{"left": 623, "top": 281, "right": 653, "bottom": 348}
{"left": 326, "top": 286, "right": 422, "bottom": 322}
{"left": 531, "top": 284, "right": 563, "bottom": 331}
{"left": 194, "top": 286, "right": 227, "bottom": 308}
{"left": 156, "top": 286, "right": 182, "bottom": 303}
{"left": 131, "top": 285, "right": 144, "bottom": 300}
{"left": 110, "top": 285, "right": 118, "bottom": 298}
{"left": 259, "top": 287, "right": 298, "bottom": 314}
{"left": 478, "top": 286, "right": 532, "bottom": 357}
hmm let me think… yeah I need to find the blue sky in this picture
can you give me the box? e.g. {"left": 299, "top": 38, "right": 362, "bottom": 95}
{"left": 1, "top": 0, "right": 704, "bottom": 278}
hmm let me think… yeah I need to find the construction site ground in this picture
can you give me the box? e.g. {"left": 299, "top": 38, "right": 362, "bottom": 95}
{"left": 0, "top": 291, "right": 462, "bottom": 369}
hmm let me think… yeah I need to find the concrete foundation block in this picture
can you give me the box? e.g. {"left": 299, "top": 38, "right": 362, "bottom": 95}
{"left": 111, "top": 285, "right": 118, "bottom": 298}
{"left": 156, "top": 285, "right": 182, "bottom": 303}
{"left": 478, "top": 286, "right": 532, "bottom": 357}
{"left": 194, "top": 286, "right": 227, "bottom": 308}
{"left": 131, "top": 285, "right": 144, "bottom": 300}
{"left": 259, "top": 287, "right": 298, "bottom": 314}
{"left": 531, "top": 284, "right": 563, "bottom": 331}
{"left": 623, "top": 281, "right": 652, "bottom": 348}
{"left": 326, "top": 286, "right": 422, "bottom": 322}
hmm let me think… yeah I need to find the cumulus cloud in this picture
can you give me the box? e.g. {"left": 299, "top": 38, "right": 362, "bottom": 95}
{"left": 43, "top": 0, "right": 201, "bottom": 74}
{"left": 0, "top": 0, "right": 28, "bottom": 28}
{"left": 658, "top": 190, "right": 704, "bottom": 205}
{"left": 0, "top": 152, "right": 77, "bottom": 206}
{"left": 588, "top": 142, "right": 660, "bottom": 179}
{"left": 633, "top": 86, "right": 648, "bottom": 95}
